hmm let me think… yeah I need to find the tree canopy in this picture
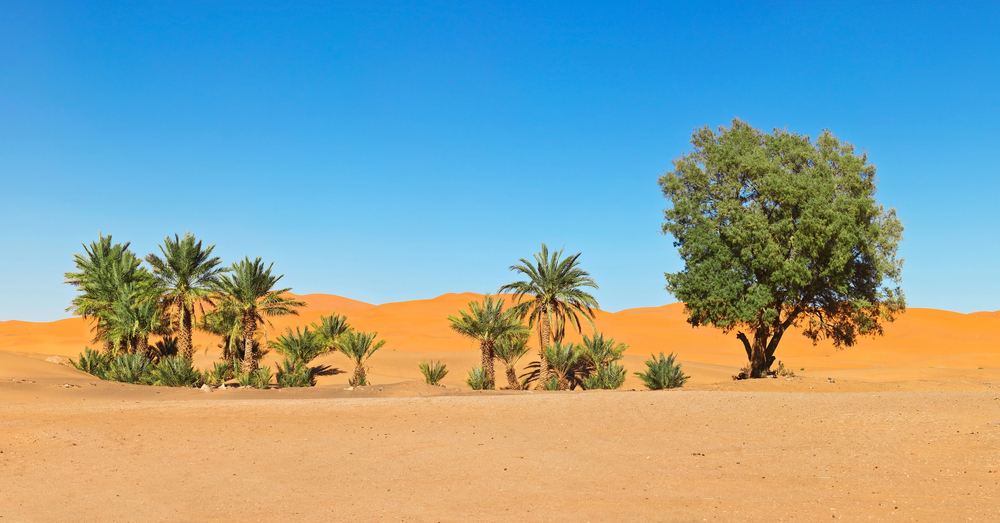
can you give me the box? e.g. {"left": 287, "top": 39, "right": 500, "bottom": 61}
{"left": 659, "top": 119, "right": 905, "bottom": 377}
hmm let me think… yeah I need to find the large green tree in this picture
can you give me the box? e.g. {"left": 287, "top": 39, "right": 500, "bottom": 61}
{"left": 447, "top": 295, "right": 528, "bottom": 389}
{"left": 659, "top": 119, "right": 905, "bottom": 377}
{"left": 146, "top": 232, "right": 226, "bottom": 361}
{"left": 499, "top": 244, "right": 599, "bottom": 387}
{"left": 211, "top": 257, "right": 305, "bottom": 372}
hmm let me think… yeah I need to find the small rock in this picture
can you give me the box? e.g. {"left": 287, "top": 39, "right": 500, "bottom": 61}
{"left": 827, "top": 378, "right": 836, "bottom": 383}
{"left": 200, "top": 384, "right": 212, "bottom": 392}
{"left": 345, "top": 386, "right": 354, "bottom": 391}
{"left": 219, "top": 384, "right": 227, "bottom": 390}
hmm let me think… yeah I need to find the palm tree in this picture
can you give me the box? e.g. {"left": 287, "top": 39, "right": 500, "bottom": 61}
{"left": 494, "top": 333, "right": 530, "bottom": 389}
{"left": 146, "top": 233, "right": 226, "bottom": 361}
{"left": 337, "top": 330, "right": 385, "bottom": 386}
{"left": 498, "top": 244, "right": 599, "bottom": 387}
{"left": 542, "top": 341, "right": 584, "bottom": 390}
{"left": 447, "top": 295, "right": 529, "bottom": 389}
{"left": 311, "top": 312, "right": 352, "bottom": 351}
{"left": 103, "top": 282, "right": 167, "bottom": 355}
{"left": 64, "top": 233, "right": 153, "bottom": 353}
{"left": 210, "top": 257, "right": 305, "bottom": 372}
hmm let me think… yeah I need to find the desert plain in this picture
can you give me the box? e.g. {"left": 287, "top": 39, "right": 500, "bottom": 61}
{"left": 2, "top": 292, "right": 1000, "bottom": 521}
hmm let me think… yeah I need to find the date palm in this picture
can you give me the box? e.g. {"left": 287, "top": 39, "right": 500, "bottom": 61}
{"left": 494, "top": 333, "right": 530, "bottom": 389}
{"left": 146, "top": 233, "right": 226, "bottom": 361}
{"left": 337, "top": 330, "right": 386, "bottom": 386}
{"left": 64, "top": 233, "right": 153, "bottom": 353}
{"left": 448, "top": 295, "right": 528, "bottom": 389}
{"left": 211, "top": 257, "right": 304, "bottom": 372}
{"left": 103, "top": 282, "right": 166, "bottom": 355}
{"left": 498, "top": 244, "right": 599, "bottom": 387}
{"left": 311, "top": 312, "right": 352, "bottom": 351}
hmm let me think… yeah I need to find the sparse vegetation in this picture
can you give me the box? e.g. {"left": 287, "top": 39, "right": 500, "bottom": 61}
{"left": 276, "top": 358, "right": 314, "bottom": 387}
{"left": 150, "top": 355, "right": 203, "bottom": 387}
{"left": 465, "top": 366, "right": 493, "bottom": 390}
{"left": 105, "top": 352, "right": 155, "bottom": 384}
{"left": 635, "top": 352, "right": 689, "bottom": 390}
{"left": 580, "top": 333, "right": 627, "bottom": 390}
{"left": 71, "top": 347, "right": 109, "bottom": 378}
{"left": 203, "top": 361, "right": 235, "bottom": 386}
{"left": 448, "top": 294, "right": 528, "bottom": 390}
{"left": 337, "top": 330, "right": 385, "bottom": 386}
{"left": 418, "top": 361, "right": 449, "bottom": 386}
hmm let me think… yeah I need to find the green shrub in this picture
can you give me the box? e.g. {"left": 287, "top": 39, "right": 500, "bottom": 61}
{"left": 105, "top": 352, "right": 154, "bottom": 384}
{"left": 203, "top": 361, "right": 235, "bottom": 386}
{"left": 250, "top": 367, "right": 272, "bottom": 389}
{"left": 151, "top": 355, "right": 203, "bottom": 387}
{"left": 465, "top": 366, "right": 493, "bottom": 390}
{"left": 541, "top": 341, "right": 585, "bottom": 390}
{"left": 276, "top": 357, "right": 314, "bottom": 388}
{"left": 418, "top": 361, "right": 449, "bottom": 386}
{"left": 542, "top": 375, "right": 559, "bottom": 390}
{"left": 270, "top": 327, "right": 328, "bottom": 366}
{"left": 775, "top": 361, "right": 795, "bottom": 377}
{"left": 71, "top": 347, "right": 109, "bottom": 379}
{"left": 583, "top": 361, "right": 627, "bottom": 390}
{"left": 635, "top": 352, "right": 689, "bottom": 390}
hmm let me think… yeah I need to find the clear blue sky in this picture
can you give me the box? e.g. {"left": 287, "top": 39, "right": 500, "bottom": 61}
{"left": 2, "top": 1, "right": 998, "bottom": 321}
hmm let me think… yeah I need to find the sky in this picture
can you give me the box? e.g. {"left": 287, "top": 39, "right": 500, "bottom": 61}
{"left": 1, "top": 1, "right": 999, "bottom": 321}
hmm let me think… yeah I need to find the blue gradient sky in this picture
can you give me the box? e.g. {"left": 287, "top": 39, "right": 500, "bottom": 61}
{"left": 2, "top": 1, "right": 999, "bottom": 321}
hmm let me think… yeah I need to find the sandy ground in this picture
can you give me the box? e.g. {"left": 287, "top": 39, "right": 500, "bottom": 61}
{"left": 3, "top": 293, "right": 1000, "bottom": 520}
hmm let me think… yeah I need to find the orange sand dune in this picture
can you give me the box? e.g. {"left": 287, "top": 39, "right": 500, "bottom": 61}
{"left": 3, "top": 292, "right": 1000, "bottom": 378}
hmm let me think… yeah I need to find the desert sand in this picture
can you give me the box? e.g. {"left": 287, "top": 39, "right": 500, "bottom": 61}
{"left": 2, "top": 293, "right": 1000, "bottom": 521}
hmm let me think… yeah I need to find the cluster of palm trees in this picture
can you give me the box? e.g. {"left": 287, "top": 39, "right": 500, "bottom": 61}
{"left": 65, "top": 232, "right": 303, "bottom": 379}
{"left": 448, "top": 244, "right": 630, "bottom": 390}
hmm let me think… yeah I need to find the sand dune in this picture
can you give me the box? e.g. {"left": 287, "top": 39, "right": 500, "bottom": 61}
{"left": 4, "top": 292, "right": 1000, "bottom": 377}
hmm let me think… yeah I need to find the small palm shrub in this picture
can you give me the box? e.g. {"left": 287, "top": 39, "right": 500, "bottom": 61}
{"left": 465, "top": 366, "right": 493, "bottom": 390}
{"left": 583, "top": 361, "right": 627, "bottom": 390}
{"left": 276, "top": 357, "right": 314, "bottom": 387}
{"left": 635, "top": 352, "right": 689, "bottom": 390}
{"left": 542, "top": 375, "right": 559, "bottom": 390}
{"left": 581, "top": 333, "right": 628, "bottom": 390}
{"left": 71, "top": 347, "right": 109, "bottom": 379}
{"left": 270, "top": 327, "right": 328, "bottom": 366}
{"left": 494, "top": 335, "right": 530, "bottom": 389}
{"left": 105, "top": 352, "right": 154, "bottom": 384}
{"left": 151, "top": 355, "right": 203, "bottom": 387}
{"left": 542, "top": 342, "right": 584, "bottom": 390}
{"left": 418, "top": 361, "right": 449, "bottom": 386}
{"left": 203, "top": 361, "right": 236, "bottom": 386}
{"left": 337, "top": 330, "right": 385, "bottom": 386}
{"left": 238, "top": 367, "right": 273, "bottom": 389}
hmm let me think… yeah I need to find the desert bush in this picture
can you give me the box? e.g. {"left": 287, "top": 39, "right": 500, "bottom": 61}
{"left": 203, "top": 361, "right": 235, "bottom": 386}
{"left": 542, "top": 342, "right": 585, "bottom": 390}
{"left": 542, "top": 375, "right": 560, "bottom": 390}
{"left": 337, "top": 330, "right": 385, "bottom": 387}
{"left": 580, "top": 333, "right": 628, "bottom": 390}
{"left": 270, "top": 327, "right": 328, "bottom": 367}
{"left": 465, "top": 366, "right": 493, "bottom": 390}
{"left": 418, "top": 361, "right": 449, "bottom": 386}
{"left": 276, "top": 357, "right": 314, "bottom": 388}
{"left": 105, "top": 352, "right": 154, "bottom": 384}
{"left": 151, "top": 355, "right": 203, "bottom": 387}
{"left": 71, "top": 347, "right": 109, "bottom": 379}
{"left": 775, "top": 361, "right": 795, "bottom": 377}
{"left": 635, "top": 352, "right": 689, "bottom": 390}
{"left": 583, "top": 361, "right": 627, "bottom": 390}
{"left": 238, "top": 366, "right": 272, "bottom": 389}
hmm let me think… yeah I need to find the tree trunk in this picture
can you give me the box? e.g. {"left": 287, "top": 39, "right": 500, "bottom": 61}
{"left": 482, "top": 341, "right": 496, "bottom": 389}
{"left": 179, "top": 304, "right": 194, "bottom": 361}
{"left": 243, "top": 316, "right": 257, "bottom": 373}
{"left": 505, "top": 364, "right": 519, "bottom": 389}
{"left": 737, "top": 326, "right": 785, "bottom": 378}
{"left": 137, "top": 336, "right": 149, "bottom": 357}
{"left": 352, "top": 365, "right": 365, "bottom": 386}
{"left": 535, "top": 306, "right": 552, "bottom": 389}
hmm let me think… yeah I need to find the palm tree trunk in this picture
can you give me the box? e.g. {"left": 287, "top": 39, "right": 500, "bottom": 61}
{"left": 243, "top": 315, "right": 257, "bottom": 373}
{"left": 535, "top": 308, "right": 552, "bottom": 389}
{"left": 505, "top": 365, "right": 519, "bottom": 389}
{"left": 481, "top": 341, "right": 496, "bottom": 389}
{"left": 137, "top": 336, "right": 149, "bottom": 357}
{"left": 352, "top": 365, "right": 365, "bottom": 386}
{"left": 180, "top": 304, "right": 194, "bottom": 361}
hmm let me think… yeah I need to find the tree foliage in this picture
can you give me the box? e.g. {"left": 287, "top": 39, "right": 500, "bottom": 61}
{"left": 660, "top": 119, "right": 905, "bottom": 377}
{"left": 447, "top": 295, "right": 528, "bottom": 389}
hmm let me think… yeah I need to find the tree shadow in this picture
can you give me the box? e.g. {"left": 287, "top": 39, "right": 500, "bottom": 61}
{"left": 312, "top": 365, "right": 344, "bottom": 376}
